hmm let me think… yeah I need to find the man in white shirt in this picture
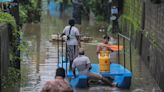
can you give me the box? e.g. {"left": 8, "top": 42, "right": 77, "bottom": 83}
{"left": 111, "top": 6, "right": 118, "bottom": 15}
{"left": 61, "top": 19, "right": 81, "bottom": 70}
{"left": 72, "top": 48, "right": 116, "bottom": 87}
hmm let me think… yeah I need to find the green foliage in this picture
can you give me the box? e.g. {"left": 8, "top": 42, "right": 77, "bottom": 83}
{"left": 19, "top": 0, "right": 41, "bottom": 23}
{"left": 107, "top": 24, "right": 112, "bottom": 33}
{"left": 120, "top": 15, "right": 141, "bottom": 31}
{"left": 1, "top": 66, "right": 29, "bottom": 88}
{"left": 20, "top": 65, "right": 29, "bottom": 86}
{"left": 0, "top": 12, "right": 19, "bottom": 62}
{"left": 83, "top": 0, "right": 109, "bottom": 21}
{"left": 1, "top": 67, "right": 20, "bottom": 88}
{"left": 19, "top": 5, "right": 28, "bottom": 25}
{"left": 31, "top": 0, "right": 38, "bottom": 8}
{"left": 0, "top": 12, "right": 16, "bottom": 31}
{"left": 120, "top": 0, "right": 161, "bottom": 54}
{"left": 119, "top": 0, "right": 142, "bottom": 33}
{"left": 0, "top": 12, "right": 28, "bottom": 88}
{"left": 9, "top": 31, "right": 29, "bottom": 62}
{"left": 95, "top": 15, "right": 104, "bottom": 21}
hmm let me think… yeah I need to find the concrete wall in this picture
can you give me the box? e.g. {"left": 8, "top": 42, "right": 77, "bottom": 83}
{"left": 141, "top": 1, "right": 164, "bottom": 91}
{"left": 0, "top": 24, "right": 10, "bottom": 75}
{"left": 120, "top": 0, "right": 164, "bottom": 91}
{"left": 0, "top": 24, "right": 10, "bottom": 89}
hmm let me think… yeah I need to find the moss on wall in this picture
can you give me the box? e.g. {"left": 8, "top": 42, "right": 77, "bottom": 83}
{"left": 120, "top": 0, "right": 142, "bottom": 33}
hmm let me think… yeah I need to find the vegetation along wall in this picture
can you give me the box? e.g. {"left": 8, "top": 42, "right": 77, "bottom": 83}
{"left": 119, "top": 0, "right": 164, "bottom": 91}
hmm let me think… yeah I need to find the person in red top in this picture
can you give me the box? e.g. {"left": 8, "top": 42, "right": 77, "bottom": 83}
{"left": 96, "top": 35, "right": 113, "bottom": 56}
{"left": 96, "top": 35, "right": 115, "bottom": 83}
{"left": 41, "top": 67, "right": 73, "bottom": 92}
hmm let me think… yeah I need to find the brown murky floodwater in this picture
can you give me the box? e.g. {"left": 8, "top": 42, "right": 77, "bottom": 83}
{"left": 15, "top": 0, "right": 162, "bottom": 92}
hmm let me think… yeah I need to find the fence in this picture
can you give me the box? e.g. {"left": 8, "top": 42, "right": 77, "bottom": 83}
{"left": 117, "top": 33, "right": 132, "bottom": 72}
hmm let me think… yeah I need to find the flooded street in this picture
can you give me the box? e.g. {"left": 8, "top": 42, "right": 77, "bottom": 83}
{"left": 20, "top": 0, "right": 161, "bottom": 92}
